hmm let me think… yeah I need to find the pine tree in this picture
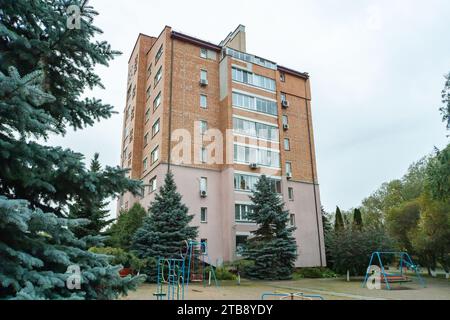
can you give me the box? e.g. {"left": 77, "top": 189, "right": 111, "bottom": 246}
{"left": 321, "top": 206, "right": 333, "bottom": 267}
{"left": 243, "top": 175, "right": 297, "bottom": 280}
{"left": 68, "top": 153, "right": 114, "bottom": 238}
{"left": 321, "top": 206, "right": 332, "bottom": 235}
{"left": 352, "top": 208, "right": 363, "bottom": 230}
{"left": 132, "top": 172, "right": 198, "bottom": 260}
{"left": 106, "top": 203, "right": 147, "bottom": 250}
{"left": 334, "top": 206, "right": 345, "bottom": 231}
{"left": 0, "top": 1, "right": 145, "bottom": 299}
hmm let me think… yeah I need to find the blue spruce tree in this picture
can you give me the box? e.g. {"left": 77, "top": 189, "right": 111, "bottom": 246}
{"left": 244, "top": 175, "right": 297, "bottom": 280}
{"left": 0, "top": 1, "right": 145, "bottom": 299}
{"left": 132, "top": 172, "right": 198, "bottom": 277}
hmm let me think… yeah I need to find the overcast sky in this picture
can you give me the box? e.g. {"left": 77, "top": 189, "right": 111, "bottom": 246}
{"left": 47, "top": 0, "right": 450, "bottom": 216}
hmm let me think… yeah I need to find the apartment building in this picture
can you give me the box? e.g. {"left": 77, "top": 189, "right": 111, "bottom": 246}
{"left": 118, "top": 25, "right": 326, "bottom": 267}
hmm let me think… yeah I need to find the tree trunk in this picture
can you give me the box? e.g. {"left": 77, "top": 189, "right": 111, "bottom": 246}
{"left": 346, "top": 270, "right": 350, "bottom": 282}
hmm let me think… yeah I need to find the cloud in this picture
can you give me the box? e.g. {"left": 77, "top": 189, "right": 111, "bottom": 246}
{"left": 46, "top": 0, "right": 450, "bottom": 216}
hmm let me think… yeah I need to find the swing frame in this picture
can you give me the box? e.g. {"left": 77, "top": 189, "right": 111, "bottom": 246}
{"left": 362, "top": 251, "right": 426, "bottom": 290}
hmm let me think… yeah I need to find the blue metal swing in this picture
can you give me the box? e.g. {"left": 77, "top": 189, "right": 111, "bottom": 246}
{"left": 362, "top": 251, "right": 426, "bottom": 290}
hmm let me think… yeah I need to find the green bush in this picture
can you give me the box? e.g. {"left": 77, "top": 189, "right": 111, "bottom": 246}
{"left": 293, "top": 267, "right": 336, "bottom": 279}
{"left": 205, "top": 265, "right": 237, "bottom": 281}
{"left": 230, "top": 259, "right": 254, "bottom": 278}
{"left": 89, "top": 247, "right": 147, "bottom": 272}
{"left": 215, "top": 267, "right": 237, "bottom": 280}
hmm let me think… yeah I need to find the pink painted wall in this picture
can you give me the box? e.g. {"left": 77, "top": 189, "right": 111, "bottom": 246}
{"left": 130, "top": 164, "right": 325, "bottom": 268}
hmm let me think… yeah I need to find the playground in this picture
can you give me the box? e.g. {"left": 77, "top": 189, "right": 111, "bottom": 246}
{"left": 123, "top": 276, "right": 450, "bottom": 301}
{"left": 123, "top": 250, "right": 450, "bottom": 301}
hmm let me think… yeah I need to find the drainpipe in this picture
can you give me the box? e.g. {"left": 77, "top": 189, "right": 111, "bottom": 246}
{"left": 304, "top": 80, "right": 323, "bottom": 267}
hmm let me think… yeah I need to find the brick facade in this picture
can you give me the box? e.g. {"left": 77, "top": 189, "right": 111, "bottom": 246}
{"left": 117, "top": 25, "right": 326, "bottom": 267}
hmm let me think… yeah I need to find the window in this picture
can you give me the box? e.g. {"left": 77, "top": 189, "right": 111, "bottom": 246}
{"left": 151, "top": 146, "right": 159, "bottom": 164}
{"left": 200, "top": 48, "right": 207, "bottom": 59}
{"left": 200, "top": 239, "right": 207, "bottom": 253}
{"left": 200, "top": 94, "right": 207, "bottom": 109}
{"left": 146, "top": 86, "right": 151, "bottom": 100}
{"left": 234, "top": 173, "right": 281, "bottom": 193}
{"left": 129, "top": 129, "right": 133, "bottom": 143}
{"left": 149, "top": 176, "right": 157, "bottom": 194}
{"left": 234, "top": 145, "right": 280, "bottom": 168}
{"left": 232, "top": 67, "right": 276, "bottom": 91}
{"left": 233, "top": 117, "right": 279, "bottom": 141}
{"left": 288, "top": 187, "right": 294, "bottom": 200}
{"left": 200, "top": 120, "right": 208, "bottom": 135}
{"left": 122, "top": 146, "right": 127, "bottom": 160}
{"left": 225, "top": 47, "right": 277, "bottom": 70}
{"left": 236, "top": 235, "right": 248, "bottom": 256}
{"left": 284, "top": 138, "right": 290, "bottom": 151}
{"left": 286, "top": 162, "right": 292, "bottom": 174}
{"left": 281, "top": 92, "right": 287, "bottom": 102}
{"left": 154, "top": 66, "right": 162, "bottom": 87}
{"left": 132, "top": 85, "right": 136, "bottom": 99}
{"left": 200, "top": 146, "right": 207, "bottom": 163}
{"left": 153, "top": 91, "right": 161, "bottom": 111}
{"left": 232, "top": 92, "right": 277, "bottom": 116}
{"left": 147, "top": 63, "right": 152, "bottom": 78}
{"left": 289, "top": 214, "right": 296, "bottom": 227}
{"left": 200, "top": 177, "right": 207, "bottom": 193}
{"left": 282, "top": 115, "right": 289, "bottom": 126}
{"left": 144, "top": 133, "right": 149, "bottom": 147}
{"left": 145, "top": 108, "right": 150, "bottom": 123}
{"left": 143, "top": 157, "right": 148, "bottom": 171}
{"left": 133, "top": 55, "right": 138, "bottom": 74}
{"left": 200, "top": 207, "right": 207, "bottom": 223}
{"left": 126, "top": 85, "right": 132, "bottom": 101}
{"left": 235, "top": 204, "right": 254, "bottom": 222}
{"left": 280, "top": 72, "right": 286, "bottom": 82}
{"left": 155, "top": 44, "right": 163, "bottom": 63}
{"left": 200, "top": 69, "right": 208, "bottom": 81}
{"left": 152, "top": 118, "right": 160, "bottom": 137}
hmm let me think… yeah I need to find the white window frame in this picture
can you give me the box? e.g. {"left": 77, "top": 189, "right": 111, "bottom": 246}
{"left": 152, "top": 118, "right": 160, "bottom": 137}
{"left": 288, "top": 187, "right": 294, "bottom": 200}
{"left": 149, "top": 176, "right": 157, "bottom": 194}
{"left": 154, "top": 66, "right": 162, "bottom": 87}
{"left": 284, "top": 138, "right": 290, "bottom": 151}
{"left": 155, "top": 44, "right": 163, "bottom": 63}
{"left": 235, "top": 203, "right": 254, "bottom": 223}
{"left": 144, "top": 132, "right": 149, "bottom": 147}
{"left": 200, "top": 69, "right": 208, "bottom": 81}
{"left": 200, "top": 207, "right": 207, "bottom": 223}
{"left": 200, "top": 48, "right": 207, "bottom": 59}
{"left": 200, "top": 94, "right": 208, "bottom": 109}
{"left": 151, "top": 146, "right": 159, "bottom": 164}
{"left": 200, "top": 146, "right": 207, "bottom": 163}
{"left": 143, "top": 157, "right": 148, "bottom": 171}
{"left": 286, "top": 161, "right": 292, "bottom": 174}
{"left": 153, "top": 91, "right": 161, "bottom": 111}
{"left": 289, "top": 214, "right": 296, "bottom": 227}
{"left": 200, "top": 120, "right": 208, "bottom": 135}
{"left": 200, "top": 177, "right": 207, "bottom": 193}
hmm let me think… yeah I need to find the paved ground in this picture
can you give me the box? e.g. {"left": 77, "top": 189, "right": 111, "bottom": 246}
{"left": 122, "top": 277, "right": 450, "bottom": 300}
